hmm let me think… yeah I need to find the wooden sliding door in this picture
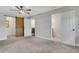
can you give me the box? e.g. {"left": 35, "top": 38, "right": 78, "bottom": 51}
{"left": 16, "top": 17, "right": 24, "bottom": 37}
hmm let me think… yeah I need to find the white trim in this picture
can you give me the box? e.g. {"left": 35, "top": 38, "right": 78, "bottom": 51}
{"left": 61, "top": 40, "right": 75, "bottom": 46}
{"left": 75, "top": 44, "right": 79, "bottom": 47}
{"left": 36, "top": 35, "right": 76, "bottom": 47}
{"left": 0, "top": 37, "right": 7, "bottom": 40}
{"left": 35, "top": 36, "right": 51, "bottom": 40}
{"left": 51, "top": 15, "right": 53, "bottom": 40}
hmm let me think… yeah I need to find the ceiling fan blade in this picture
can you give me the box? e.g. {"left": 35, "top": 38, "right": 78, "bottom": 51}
{"left": 25, "top": 12, "right": 30, "bottom": 14}
{"left": 15, "top": 6, "right": 21, "bottom": 9}
{"left": 14, "top": 6, "right": 31, "bottom": 14}
{"left": 23, "top": 6, "right": 31, "bottom": 11}
{"left": 26, "top": 9, "right": 31, "bottom": 11}
{"left": 20, "top": 6, "right": 23, "bottom": 9}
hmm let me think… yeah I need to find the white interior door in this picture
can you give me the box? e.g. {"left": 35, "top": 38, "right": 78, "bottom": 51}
{"left": 61, "top": 11, "right": 75, "bottom": 45}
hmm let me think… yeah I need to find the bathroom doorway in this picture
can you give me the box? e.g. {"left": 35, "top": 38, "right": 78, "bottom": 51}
{"left": 31, "top": 19, "right": 35, "bottom": 36}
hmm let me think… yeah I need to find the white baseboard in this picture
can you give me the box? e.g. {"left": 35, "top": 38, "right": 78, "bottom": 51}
{"left": 35, "top": 36, "right": 51, "bottom": 40}
{"left": 0, "top": 38, "right": 7, "bottom": 40}
{"left": 24, "top": 35, "right": 32, "bottom": 37}
{"left": 75, "top": 44, "right": 79, "bottom": 47}
{"left": 60, "top": 41, "right": 75, "bottom": 46}
{"left": 34, "top": 35, "right": 76, "bottom": 47}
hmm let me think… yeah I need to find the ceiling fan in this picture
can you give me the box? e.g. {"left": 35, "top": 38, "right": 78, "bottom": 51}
{"left": 12, "top": 6, "right": 31, "bottom": 14}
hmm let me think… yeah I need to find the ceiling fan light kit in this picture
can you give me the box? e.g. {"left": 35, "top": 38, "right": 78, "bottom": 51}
{"left": 19, "top": 10, "right": 25, "bottom": 14}
{"left": 15, "top": 6, "right": 31, "bottom": 15}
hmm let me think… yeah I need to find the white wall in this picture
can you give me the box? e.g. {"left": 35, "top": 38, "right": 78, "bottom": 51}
{"left": 35, "top": 14, "right": 51, "bottom": 40}
{"left": 6, "top": 17, "right": 16, "bottom": 36}
{"left": 24, "top": 18, "right": 32, "bottom": 36}
{"left": 33, "top": 6, "right": 76, "bottom": 46}
{"left": 0, "top": 16, "right": 15, "bottom": 40}
{"left": 0, "top": 15, "right": 7, "bottom": 40}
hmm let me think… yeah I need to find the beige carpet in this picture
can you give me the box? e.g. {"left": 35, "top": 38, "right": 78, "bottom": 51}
{"left": 0, "top": 36, "right": 79, "bottom": 53}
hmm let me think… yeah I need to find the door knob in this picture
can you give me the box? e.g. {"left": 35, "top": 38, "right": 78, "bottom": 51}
{"left": 72, "top": 29, "right": 75, "bottom": 31}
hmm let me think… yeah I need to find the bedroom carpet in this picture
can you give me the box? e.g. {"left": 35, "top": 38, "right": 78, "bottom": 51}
{"left": 0, "top": 36, "right": 78, "bottom": 53}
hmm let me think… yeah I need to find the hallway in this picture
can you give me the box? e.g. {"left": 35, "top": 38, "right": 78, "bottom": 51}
{"left": 0, "top": 37, "right": 78, "bottom": 53}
